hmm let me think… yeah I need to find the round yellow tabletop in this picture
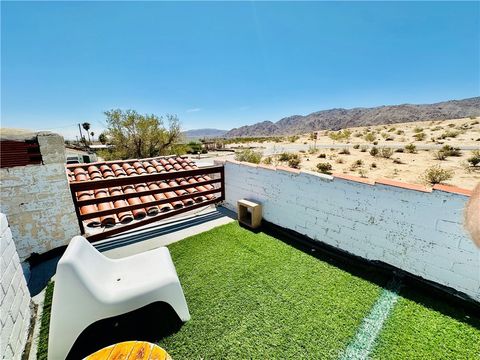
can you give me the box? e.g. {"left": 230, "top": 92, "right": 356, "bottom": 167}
{"left": 84, "top": 341, "right": 172, "bottom": 360}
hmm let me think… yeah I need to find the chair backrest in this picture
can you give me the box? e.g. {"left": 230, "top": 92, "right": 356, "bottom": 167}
{"left": 58, "top": 236, "right": 113, "bottom": 283}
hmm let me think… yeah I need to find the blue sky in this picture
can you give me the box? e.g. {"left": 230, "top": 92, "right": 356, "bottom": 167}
{"left": 2, "top": 1, "right": 479, "bottom": 139}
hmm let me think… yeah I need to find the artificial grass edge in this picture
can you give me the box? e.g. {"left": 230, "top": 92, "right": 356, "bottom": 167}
{"left": 36, "top": 281, "right": 54, "bottom": 360}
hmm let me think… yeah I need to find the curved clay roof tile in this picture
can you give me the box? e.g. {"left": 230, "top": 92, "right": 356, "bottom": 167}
{"left": 99, "top": 164, "right": 111, "bottom": 173}
{"left": 66, "top": 156, "right": 213, "bottom": 229}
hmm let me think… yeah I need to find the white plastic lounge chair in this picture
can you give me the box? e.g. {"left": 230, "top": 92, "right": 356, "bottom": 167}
{"left": 48, "top": 236, "right": 190, "bottom": 360}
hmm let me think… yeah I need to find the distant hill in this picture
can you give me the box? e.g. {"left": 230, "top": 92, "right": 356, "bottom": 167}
{"left": 183, "top": 128, "right": 228, "bottom": 139}
{"left": 225, "top": 97, "right": 480, "bottom": 137}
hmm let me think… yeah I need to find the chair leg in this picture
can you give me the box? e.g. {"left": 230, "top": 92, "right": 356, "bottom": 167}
{"left": 48, "top": 308, "right": 95, "bottom": 360}
{"left": 158, "top": 282, "right": 191, "bottom": 322}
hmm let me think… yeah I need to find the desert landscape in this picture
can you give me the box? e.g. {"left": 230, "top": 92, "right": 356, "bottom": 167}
{"left": 223, "top": 117, "right": 480, "bottom": 190}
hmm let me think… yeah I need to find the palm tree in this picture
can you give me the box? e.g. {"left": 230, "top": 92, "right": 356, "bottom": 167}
{"left": 82, "top": 122, "right": 91, "bottom": 143}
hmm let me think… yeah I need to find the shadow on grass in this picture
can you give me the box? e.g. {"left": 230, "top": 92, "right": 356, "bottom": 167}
{"left": 260, "top": 222, "right": 480, "bottom": 330}
{"left": 67, "top": 302, "right": 183, "bottom": 359}
{"left": 37, "top": 282, "right": 183, "bottom": 360}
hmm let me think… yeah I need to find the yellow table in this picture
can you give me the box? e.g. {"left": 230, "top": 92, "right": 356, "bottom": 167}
{"left": 84, "top": 341, "right": 172, "bottom": 360}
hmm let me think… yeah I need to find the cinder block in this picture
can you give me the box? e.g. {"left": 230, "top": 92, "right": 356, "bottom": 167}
{"left": 452, "top": 262, "right": 480, "bottom": 280}
{"left": 9, "top": 312, "right": 23, "bottom": 351}
{"left": 424, "top": 264, "right": 478, "bottom": 292}
{"left": 0, "top": 287, "right": 14, "bottom": 326}
{"left": 0, "top": 314, "right": 14, "bottom": 354}
{"left": 1, "top": 226, "right": 14, "bottom": 251}
{"left": 1, "top": 241, "right": 15, "bottom": 275}
{"left": 9, "top": 281, "right": 24, "bottom": 322}
{"left": 436, "top": 219, "right": 465, "bottom": 235}
{"left": 0, "top": 213, "right": 9, "bottom": 235}
{"left": 237, "top": 199, "right": 262, "bottom": 229}
{"left": 1, "top": 261, "right": 16, "bottom": 295}
{"left": 3, "top": 344, "right": 15, "bottom": 360}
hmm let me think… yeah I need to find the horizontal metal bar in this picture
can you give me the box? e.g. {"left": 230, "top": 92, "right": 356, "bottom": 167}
{"left": 69, "top": 165, "right": 223, "bottom": 191}
{"left": 85, "top": 199, "right": 219, "bottom": 242}
{"left": 79, "top": 188, "right": 221, "bottom": 220}
{"left": 76, "top": 178, "right": 220, "bottom": 206}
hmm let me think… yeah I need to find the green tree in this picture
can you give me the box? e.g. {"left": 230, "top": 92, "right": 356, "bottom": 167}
{"left": 98, "top": 132, "right": 107, "bottom": 144}
{"left": 187, "top": 141, "right": 203, "bottom": 154}
{"left": 99, "top": 109, "right": 182, "bottom": 160}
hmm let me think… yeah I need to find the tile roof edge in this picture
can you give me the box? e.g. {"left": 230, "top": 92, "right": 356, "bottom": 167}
{"left": 332, "top": 173, "right": 374, "bottom": 185}
{"left": 376, "top": 178, "right": 432, "bottom": 193}
{"left": 432, "top": 184, "right": 472, "bottom": 197}
{"left": 257, "top": 164, "right": 276, "bottom": 171}
{"left": 276, "top": 166, "right": 301, "bottom": 174}
{"left": 300, "top": 169, "right": 334, "bottom": 181}
{"left": 226, "top": 162, "right": 473, "bottom": 197}
{"left": 65, "top": 155, "right": 189, "bottom": 168}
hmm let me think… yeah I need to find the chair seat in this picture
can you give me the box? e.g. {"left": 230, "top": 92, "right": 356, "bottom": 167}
{"left": 48, "top": 236, "right": 190, "bottom": 360}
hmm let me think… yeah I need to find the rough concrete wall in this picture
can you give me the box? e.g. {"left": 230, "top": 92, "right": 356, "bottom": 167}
{"left": 0, "top": 213, "right": 31, "bottom": 360}
{"left": 0, "top": 133, "right": 80, "bottom": 260}
{"left": 221, "top": 161, "right": 480, "bottom": 302}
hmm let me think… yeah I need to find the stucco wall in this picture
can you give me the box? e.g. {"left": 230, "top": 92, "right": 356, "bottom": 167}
{"left": 220, "top": 160, "right": 480, "bottom": 302}
{"left": 0, "top": 132, "right": 80, "bottom": 260}
{"left": 0, "top": 213, "right": 31, "bottom": 360}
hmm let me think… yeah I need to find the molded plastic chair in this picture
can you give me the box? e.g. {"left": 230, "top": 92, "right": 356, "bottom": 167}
{"left": 48, "top": 236, "right": 190, "bottom": 360}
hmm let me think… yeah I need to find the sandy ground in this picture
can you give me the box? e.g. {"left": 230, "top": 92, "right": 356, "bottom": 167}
{"left": 221, "top": 117, "right": 480, "bottom": 190}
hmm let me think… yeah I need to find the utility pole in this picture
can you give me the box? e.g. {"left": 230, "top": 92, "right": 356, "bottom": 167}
{"left": 78, "top": 123, "right": 83, "bottom": 141}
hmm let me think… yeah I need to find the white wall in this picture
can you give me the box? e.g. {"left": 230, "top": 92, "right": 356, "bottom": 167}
{"left": 221, "top": 161, "right": 480, "bottom": 302}
{"left": 0, "top": 133, "right": 80, "bottom": 261}
{"left": 1, "top": 213, "right": 32, "bottom": 360}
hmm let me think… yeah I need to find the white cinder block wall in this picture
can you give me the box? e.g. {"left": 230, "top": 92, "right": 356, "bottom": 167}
{"left": 0, "top": 213, "right": 32, "bottom": 360}
{"left": 0, "top": 132, "right": 80, "bottom": 261}
{"left": 220, "top": 161, "right": 480, "bottom": 302}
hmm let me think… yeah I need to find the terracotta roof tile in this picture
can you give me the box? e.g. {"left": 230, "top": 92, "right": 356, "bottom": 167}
{"left": 66, "top": 156, "right": 219, "bottom": 228}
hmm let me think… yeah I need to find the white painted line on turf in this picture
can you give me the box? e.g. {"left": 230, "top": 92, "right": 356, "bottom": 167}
{"left": 340, "top": 276, "right": 402, "bottom": 360}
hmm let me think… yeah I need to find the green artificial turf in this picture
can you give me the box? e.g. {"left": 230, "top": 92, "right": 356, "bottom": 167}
{"left": 37, "top": 281, "right": 54, "bottom": 360}
{"left": 35, "top": 222, "right": 479, "bottom": 359}
{"left": 371, "top": 287, "right": 480, "bottom": 360}
{"left": 159, "top": 222, "right": 384, "bottom": 359}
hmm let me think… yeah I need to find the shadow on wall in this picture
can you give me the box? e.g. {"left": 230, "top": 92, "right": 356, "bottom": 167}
{"left": 262, "top": 222, "right": 480, "bottom": 331}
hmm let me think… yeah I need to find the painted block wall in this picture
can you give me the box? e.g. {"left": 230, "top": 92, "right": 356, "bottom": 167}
{"left": 0, "top": 213, "right": 31, "bottom": 360}
{"left": 220, "top": 161, "right": 480, "bottom": 302}
{"left": 0, "top": 132, "right": 80, "bottom": 261}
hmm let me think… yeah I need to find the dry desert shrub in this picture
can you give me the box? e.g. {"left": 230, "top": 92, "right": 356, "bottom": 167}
{"left": 369, "top": 147, "right": 379, "bottom": 157}
{"left": 379, "top": 147, "right": 394, "bottom": 159}
{"left": 422, "top": 165, "right": 453, "bottom": 184}
{"left": 467, "top": 150, "right": 480, "bottom": 167}
{"left": 235, "top": 149, "right": 262, "bottom": 164}
{"left": 404, "top": 144, "right": 417, "bottom": 153}
{"left": 316, "top": 162, "right": 332, "bottom": 174}
{"left": 413, "top": 132, "right": 426, "bottom": 141}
